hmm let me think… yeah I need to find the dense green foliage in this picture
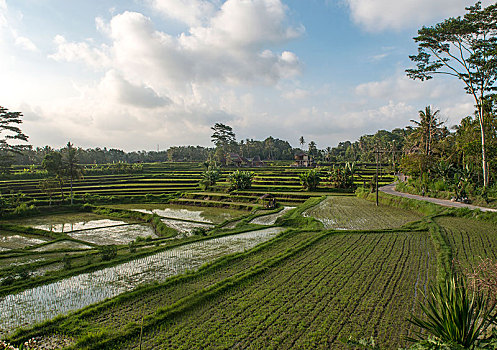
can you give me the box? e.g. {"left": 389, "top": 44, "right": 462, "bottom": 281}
{"left": 407, "top": 2, "right": 497, "bottom": 187}
{"left": 298, "top": 168, "right": 320, "bottom": 191}
{"left": 199, "top": 167, "right": 220, "bottom": 189}
{"left": 228, "top": 170, "right": 254, "bottom": 191}
{"left": 409, "top": 275, "right": 497, "bottom": 349}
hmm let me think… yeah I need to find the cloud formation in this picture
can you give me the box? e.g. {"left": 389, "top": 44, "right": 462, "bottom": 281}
{"left": 27, "top": 0, "right": 304, "bottom": 149}
{"left": 0, "top": 1, "right": 38, "bottom": 51}
{"left": 51, "top": 0, "right": 303, "bottom": 88}
{"left": 147, "top": 0, "right": 217, "bottom": 26}
{"left": 345, "top": 0, "right": 496, "bottom": 31}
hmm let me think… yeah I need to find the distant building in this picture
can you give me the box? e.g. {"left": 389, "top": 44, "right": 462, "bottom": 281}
{"left": 227, "top": 153, "right": 265, "bottom": 167}
{"left": 293, "top": 152, "right": 313, "bottom": 167}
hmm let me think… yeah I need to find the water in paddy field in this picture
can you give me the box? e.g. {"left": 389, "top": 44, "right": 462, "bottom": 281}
{"left": 160, "top": 219, "right": 214, "bottom": 234}
{"left": 132, "top": 208, "right": 213, "bottom": 223}
{"left": 0, "top": 235, "right": 47, "bottom": 250}
{"left": 31, "top": 219, "right": 128, "bottom": 233}
{"left": 33, "top": 240, "right": 92, "bottom": 252}
{"left": 0, "top": 227, "right": 284, "bottom": 336}
{"left": 249, "top": 207, "right": 295, "bottom": 225}
{"left": 67, "top": 224, "right": 157, "bottom": 245}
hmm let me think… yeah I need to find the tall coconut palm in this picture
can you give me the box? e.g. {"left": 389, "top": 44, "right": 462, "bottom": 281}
{"left": 409, "top": 106, "right": 444, "bottom": 156}
{"left": 63, "top": 142, "right": 82, "bottom": 205}
{"left": 299, "top": 136, "right": 305, "bottom": 149}
{"left": 325, "top": 146, "right": 332, "bottom": 162}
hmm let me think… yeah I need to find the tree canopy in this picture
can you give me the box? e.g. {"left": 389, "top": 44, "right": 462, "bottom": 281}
{"left": 211, "top": 123, "right": 236, "bottom": 148}
{"left": 406, "top": 1, "right": 497, "bottom": 186}
{"left": 0, "top": 106, "right": 29, "bottom": 153}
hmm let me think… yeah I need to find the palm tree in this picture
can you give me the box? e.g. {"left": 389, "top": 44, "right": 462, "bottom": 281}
{"left": 308, "top": 141, "right": 317, "bottom": 159}
{"left": 325, "top": 146, "right": 332, "bottom": 162}
{"left": 299, "top": 136, "right": 305, "bottom": 149}
{"left": 409, "top": 106, "right": 443, "bottom": 156}
{"left": 63, "top": 142, "right": 82, "bottom": 205}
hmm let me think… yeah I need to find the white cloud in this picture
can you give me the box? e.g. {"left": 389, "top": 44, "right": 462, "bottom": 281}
{"left": 0, "top": 3, "right": 38, "bottom": 51}
{"left": 148, "top": 0, "right": 217, "bottom": 26}
{"left": 50, "top": 0, "right": 303, "bottom": 95}
{"left": 49, "top": 35, "right": 111, "bottom": 69}
{"left": 99, "top": 70, "right": 172, "bottom": 108}
{"left": 355, "top": 73, "right": 469, "bottom": 103}
{"left": 15, "top": 35, "right": 37, "bottom": 51}
{"left": 346, "top": 0, "right": 496, "bottom": 31}
{"left": 282, "top": 88, "right": 310, "bottom": 100}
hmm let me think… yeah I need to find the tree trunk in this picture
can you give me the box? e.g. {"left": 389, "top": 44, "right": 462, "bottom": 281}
{"left": 478, "top": 103, "right": 489, "bottom": 187}
{"left": 70, "top": 176, "right": 73, "bottom": 205}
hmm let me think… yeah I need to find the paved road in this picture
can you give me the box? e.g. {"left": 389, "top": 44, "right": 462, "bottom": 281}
{"left": 379, "top": 183, "right": 497, "bottom": 213}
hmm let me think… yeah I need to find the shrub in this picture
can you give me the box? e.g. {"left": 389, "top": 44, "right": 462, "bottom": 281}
{"left": 62, "top": 254, "right": 72, "bottom": 270}
{"left": 228, "top": 170, "right": 254, "bottom": 191}
{"left": 191, "top": 227, "right": 208, "bottom": 236}
{"left": 409, "top": 275, "right": 497, "bottom": 348}
{"left": 200, "top": 167, "right": 221, "bottom": 189}
{"left": 299, "top": 169, "right": 321, "bottom": 191}
{"left": 128, "top": 241, "right": 137, "bottom": 253}
{"left": 328, "top": 164, "right": 355, "bottom": 189}
{"left": 12, "top": 203, "right": 37, "bottom": 216}
{"left": 99, "top": 245, "right": 117, "bottom": 261}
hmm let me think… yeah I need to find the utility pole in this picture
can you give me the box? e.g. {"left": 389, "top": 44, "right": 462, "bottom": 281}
{"left": 375, "top": 147, "right": 379, "bottom": 206}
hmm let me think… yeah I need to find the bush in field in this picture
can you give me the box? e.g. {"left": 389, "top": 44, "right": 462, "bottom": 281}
{"left": 409, "top": 275, "right": 497, "bottom": 349}
{"left": 228, "top": 170, "right": 254, "bottom": 191}
{"left": 62, "top": 254, "right": 72, "bottom": 270}
{"left": 12, "top": 203, "right": 37, "bottom": 216}
{"left": 191, "top": 227, "right": 208, "bottom": 236}
{"left": 328, "top": 163, "right": 355, "bottom": 189}
{"left": 299, "top": 169, "right": 320, "bottom": 191}
{"left": 200, "top": 166, "right": 221, "bottom": 189}
{"left": 99, "top": 245, "right": 117, "bottom": 261}
{"left": 464, "top": 258, "right": 497, "bottom": 305}
{"left": 128, "top": 241, "right": 137, "bottom": 253}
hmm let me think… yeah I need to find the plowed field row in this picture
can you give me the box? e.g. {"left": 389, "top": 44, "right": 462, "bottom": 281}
{"left": 122, "top": 231, "right": 435, "bottom": 349}
{"left": 49, "top": 230, "right": 319, "bottom": 336}
{"left": 304, "top": 196, "right": 421, "bottom": 230}
{"left": 436, "top": 216, "right": 497, "bottom": 269}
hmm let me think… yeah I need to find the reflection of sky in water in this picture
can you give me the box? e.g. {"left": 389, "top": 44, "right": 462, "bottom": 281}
{"left": 34, "top": 240, "right": 92, "bottom": 252}
{"left": 67, "top": 225, "right": 157, "bottom": 245}
{"left": 0, "top": 227, "right": 284, "bottom": 336}
{"left": 32, "top": 219, "right": 127, "bottom": 233}
{"left": 250, "top": 207, "right": 295, "bottom": 225}
{"left": 160, "top": 219, "right": 213, "bottom": 234}
{"left": 0, "top": 235, "right": 47, "bottom": 250}
{"left": 132, "top": 208, "right": 212, "bottom": 223}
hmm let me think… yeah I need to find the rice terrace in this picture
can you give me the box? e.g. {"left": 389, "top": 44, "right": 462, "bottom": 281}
{"left": 0, "top": 157, "right": 495, "bottom": 349}
{"left": 2, "top": 1, "right": 497, "bottom": 349}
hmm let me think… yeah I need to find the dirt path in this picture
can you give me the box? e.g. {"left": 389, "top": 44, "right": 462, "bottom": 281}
{"left": 379, "top": 183, "right": 497, "bottom": 213}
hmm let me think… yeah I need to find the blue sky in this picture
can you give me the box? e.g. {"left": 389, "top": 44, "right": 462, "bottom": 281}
{"left": 0, "top": 0, "right": 492, "bottom": 151}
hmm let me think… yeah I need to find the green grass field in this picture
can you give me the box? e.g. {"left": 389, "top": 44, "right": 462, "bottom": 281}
{"left": 2, "top": 162, "right": 497, "bottom": 349}
{"left": 303, "top": 196, "right": 422, "bottom": 230}
{"left": 436, "top": 216, "right": 497, "bottom": 269}
{"left": 120, "top": 231, "right": 435, "bottom": 350}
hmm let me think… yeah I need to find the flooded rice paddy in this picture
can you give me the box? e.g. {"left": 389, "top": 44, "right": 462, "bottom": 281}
{"left": 107, "top": 204, "right": 246, "bottom": 224}
{"left": 66, "top": 224, "right": 157, "bottom": 245}
{"left": 32, "top": 219, "right": 129, "bottom": 234}
{"left": 249, "top": 207, "right": 295, "bottom": 225}
{"left": 160, "top": 219, "right": 214, "bottom": 234}
{"left": 6, "top": 213, "right": 157, "bottom": 245}
{"left": 11, "top": 213, "right": 127, "bottom": 233}
{"left": 0, "top": 227, "right": 284, "bottom": 335}
{"left": 0, "top": 234, "right": 47, "bottom": 251}
{"left": 33, "top": 240, "right": 92, "bottom": 252}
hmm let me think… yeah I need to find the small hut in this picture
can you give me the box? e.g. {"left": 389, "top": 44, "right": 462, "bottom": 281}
{"left": 259, "top": 193, "right": 276, "bottom": 209}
